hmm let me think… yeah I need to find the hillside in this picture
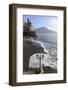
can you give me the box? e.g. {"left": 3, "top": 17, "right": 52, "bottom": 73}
{"left": 35, "top": 27, "right": 56, "bottom": 33}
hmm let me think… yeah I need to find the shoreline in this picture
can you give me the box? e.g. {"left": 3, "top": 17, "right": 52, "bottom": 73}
{"left": 23, "top": 38, "right": 57, "bottom": 74}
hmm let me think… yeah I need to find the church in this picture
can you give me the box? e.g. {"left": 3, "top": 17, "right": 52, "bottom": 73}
{"left": 23, "top": 18, "right": 37, "bottom": 37}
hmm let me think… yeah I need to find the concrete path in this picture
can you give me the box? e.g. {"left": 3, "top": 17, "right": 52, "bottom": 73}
{"left": 29, "top": 53, "right": 57, "bottom": 70}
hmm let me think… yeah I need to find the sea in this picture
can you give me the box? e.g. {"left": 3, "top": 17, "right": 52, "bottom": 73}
{"left": 33, "top": 33, "right": 57, "bottom": 48}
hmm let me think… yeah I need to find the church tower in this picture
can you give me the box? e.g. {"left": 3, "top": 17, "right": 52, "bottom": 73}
{"left": 23, "top": 18, "right": 36, "bottom": 37}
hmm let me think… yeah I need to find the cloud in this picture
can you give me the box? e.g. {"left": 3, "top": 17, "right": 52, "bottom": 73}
{"left": 46, "top": 18, "right": 58, "bottom": 32}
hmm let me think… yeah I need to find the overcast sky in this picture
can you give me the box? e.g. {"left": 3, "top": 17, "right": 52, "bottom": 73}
{"left": 23, "top": 15, "right": 58, "bottom": 32}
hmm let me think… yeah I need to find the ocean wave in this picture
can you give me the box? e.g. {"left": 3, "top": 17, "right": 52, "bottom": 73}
{"left": 24, "top": 38, "right": 49, "bottom": 53}
{"left": 31, "top": 39, "right": 49, "bottom": 54}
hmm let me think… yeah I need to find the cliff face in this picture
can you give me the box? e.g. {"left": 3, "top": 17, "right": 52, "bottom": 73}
{"left": 23, "top": 18, "right": 36, "bottom": 37}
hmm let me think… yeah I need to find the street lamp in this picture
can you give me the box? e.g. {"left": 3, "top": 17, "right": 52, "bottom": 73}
{"left": 36, "top": 53, "right": 44, "bottom": 74}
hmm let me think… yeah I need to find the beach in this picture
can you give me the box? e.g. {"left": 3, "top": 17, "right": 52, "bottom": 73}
{"left": 23, "top": 38, "right": 57, "bottom": 74}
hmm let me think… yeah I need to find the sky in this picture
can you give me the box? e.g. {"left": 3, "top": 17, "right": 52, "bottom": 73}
{"left": 23, "top": 15, "right": 58, "bottom": 32}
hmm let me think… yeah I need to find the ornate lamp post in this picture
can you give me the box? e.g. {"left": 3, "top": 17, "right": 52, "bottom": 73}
{"left": 36, "top": 53, "right": 44, "bottom": 74}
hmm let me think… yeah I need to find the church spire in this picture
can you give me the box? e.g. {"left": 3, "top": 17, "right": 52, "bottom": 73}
{"left": 27, "top": 18, "right": 30, "bottom": 23}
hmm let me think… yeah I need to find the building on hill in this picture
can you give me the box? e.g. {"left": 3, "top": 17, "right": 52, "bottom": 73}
{"left": 23, "top": 18, "right": 37, "bottom": 37}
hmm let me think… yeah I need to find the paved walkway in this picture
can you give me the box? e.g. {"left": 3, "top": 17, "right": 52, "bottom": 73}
{"left": 29, "top": 53, "right": 57, "bottom": 70}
